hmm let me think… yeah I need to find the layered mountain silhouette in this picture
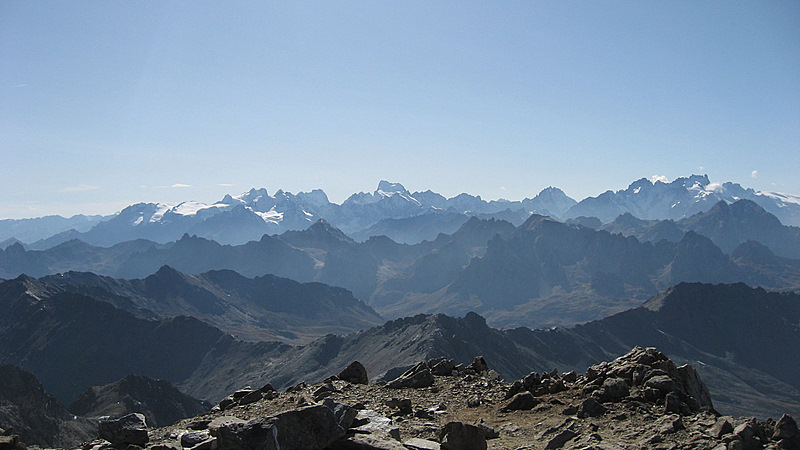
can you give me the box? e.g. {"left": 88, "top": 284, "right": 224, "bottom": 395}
{"left": 600, "top": 199, "right": 800, "bottom": 259}
{"left": 16, "top": 266, "right": 383, "bottom": 343}
{"left": 2, "top": 202, "right": 800, "bottom": 330}
{"left": 4, "top": 175, "right": 797, "bottom": 250}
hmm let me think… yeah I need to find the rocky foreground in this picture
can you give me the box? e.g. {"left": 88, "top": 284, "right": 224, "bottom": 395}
{"left": 5, "top": 347, "right": 800, "bottom": 450}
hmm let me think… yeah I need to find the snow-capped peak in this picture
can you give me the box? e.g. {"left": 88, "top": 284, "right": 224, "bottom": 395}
{"left": 375, "top": 180, "right": 409, "bottom": 196}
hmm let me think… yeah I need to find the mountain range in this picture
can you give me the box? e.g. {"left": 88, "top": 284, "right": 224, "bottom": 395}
{"left": 3, "top": 198, "right": 798, "bottom": 331}
{"left": 3, "top": 175, "right": 799, "bottom": 249}
{"left": 1, "top": 275, "right": 797, "bottom": 423}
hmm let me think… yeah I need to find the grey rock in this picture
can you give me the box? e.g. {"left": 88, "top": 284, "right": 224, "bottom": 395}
{"left": 468, "top": 356, "right": 489, "bottom": 373}
{"left": 577, "top": 398, "right": 607, "bottom": 418}
{"left": 562, "top": 371, "right": 578, "bottom": 383}
{"left": 773, "top": 414, "right": 799, "bottom": 440}
{"left": 429, "top": 358, "right": 455, "bottom": 376}
{"left": 439, "top": 422, "right": 487, "bottom": 450}
{"left": 474, "top": 420, "right": 499, "bottom": 440}
{"left": 644, "top": 375, "right": 675, "bottom": 394}
{"left": 676, "top": 364, "right": 714, "bottom": 410}
{"left": 386, "top": 367, "right": 434, "bottom": 389}
{"left": 237, "top": 389, "right": 263, "bottom": 405}
{"left": 216, "top": 405, "right": 344, "bottom": 450}
{"left": 599, "top": 377, "right": 629, "bottom": 402}
{"left": 231, "top": 388, "right": 254, "bottom": 400}
{"left": 181, "top": 430, "right": 211, "bottom": 447}
{"left": 501, "top": 392, "right": 539, "bottom": 412}
{"left": 544, "top": 429, "right": 578, "bottom": 449}
{"left": 333, "top": 431, "right": 406, "bottom": 449}
{"left": 323, "top": 398, "right": 358, "bottom": 430}
{"left": 664, "top": 391, "right": 681, "bottom": 414}
{"left": 208, "top": 416, "right": 246, "bottom": 436}
{"left": 338, "top": 361, "right": 369, "bottom": 385}
{"left": 404, "top": 437, "right": 441, "bottom": 450}
{"left": 734, "top": 421, "right": 758, "bottom": 450}
{"left": 352, "top": 410, "right": 401, "bottom": 441}
{"left": 98, "top": 413, "right": 149, "bottom": 445}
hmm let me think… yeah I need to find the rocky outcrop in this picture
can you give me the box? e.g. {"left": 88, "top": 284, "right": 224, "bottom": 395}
{"left": 12, "top": 349, "right": 800, "bottom": 450}
{"left": 97, "top": 413, "right": 149, "bottom": 446}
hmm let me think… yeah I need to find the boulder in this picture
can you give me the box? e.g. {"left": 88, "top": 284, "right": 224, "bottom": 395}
{"left": 711, "top": 417, "right": 734, "bottom": 439}
{"left": 216, "top": 405, "right": 344, "bottom": 450}
{"left": 98, "top": 413, "right": 149, "bottom": 446}
{"left": 439, "top": 422, "right": 486, "bottom": 450}
{"left": 386, "top": 365, "right": 434, "bottom": 389}
{"left": 773, "top": 414, "right": 799, "bottom": 441}
{"left": 338, "top": 361, "right": 369, "bottom": 385}
{"left": 602, "top": 377, "right": 629, "bottom": 400}
{"left": 428, "top": 358, "right": 456, "bottom": 376}
{"left": 323, "top": 398, "right": 358, "bottom": 430}
{"left": 468, "top": 356, "right": 489, "bottom": 373}
{"left": 577, "top": 398, "right": 607, "bottom": 418}
{"left": 501, "top": 392, "right": 539, "bottom": 412}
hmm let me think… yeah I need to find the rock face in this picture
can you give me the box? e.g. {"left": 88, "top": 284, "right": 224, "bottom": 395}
{"left": 580, "top": 347, "right": 714, "bottom": 414}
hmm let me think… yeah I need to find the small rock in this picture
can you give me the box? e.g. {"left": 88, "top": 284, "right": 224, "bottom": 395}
{"left": 467, "top": 397, "right": 481, "bottom": 408}
{"left": 336, "top": 432, "right": 406, "bottom": 449}
{"left": 561, "top": 405, "right": 578, "bottom": 415}
{"left": 664, "top": 391, "right": 681, "bottom": 414}
{"left": 187, "top": 419, "right": 212, "bottom": 430}
{"left": 544, "top": 429, "right": 578, "bottom": 449}
{"left": 404, "top": 437, "right": 441, "bottom": 450}
{"left": 475, "top": 419, "right": 499, "bottom": 440}
{"left": 181, "top": 431, "right": 210, "bottom": 448}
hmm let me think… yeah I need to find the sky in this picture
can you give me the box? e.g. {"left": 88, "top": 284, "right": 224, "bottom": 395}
{"left": 1, "top": 1, "right": 798, "bottom": 219}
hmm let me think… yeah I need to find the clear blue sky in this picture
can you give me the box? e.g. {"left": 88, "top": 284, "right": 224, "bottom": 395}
{"left": 1, "top": 1, "right": 798, "bottom": 218}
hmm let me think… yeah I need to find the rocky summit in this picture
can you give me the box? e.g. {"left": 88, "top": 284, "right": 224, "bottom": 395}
{"left": 65, "top": 347, "right": 798, "bottom": 450}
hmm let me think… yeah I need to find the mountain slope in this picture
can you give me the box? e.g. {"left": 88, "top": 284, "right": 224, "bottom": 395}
{"left": 67, "top": 374, "right": 209, "bottom": 428}
{"left": 42, "top": 266, "right": 383, "bottom": 343}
